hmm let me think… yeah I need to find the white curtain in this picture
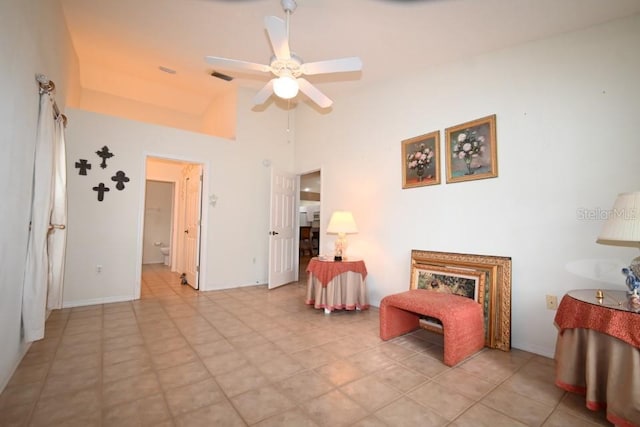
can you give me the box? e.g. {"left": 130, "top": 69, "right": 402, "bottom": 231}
{"left": 47, "top": 115, "right": 67, "bottom": 310}
{"left": 22, "top": 88, "right": 67, "bottom": 342}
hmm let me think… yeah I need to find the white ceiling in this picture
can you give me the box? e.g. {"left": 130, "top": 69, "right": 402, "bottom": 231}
{"left": 60, "top": 0, "right": 640, "bottom": 114}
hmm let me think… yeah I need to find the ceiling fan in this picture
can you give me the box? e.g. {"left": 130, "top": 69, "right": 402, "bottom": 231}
{"left": 205, "top": 0, "right": 362, "bottom": 109}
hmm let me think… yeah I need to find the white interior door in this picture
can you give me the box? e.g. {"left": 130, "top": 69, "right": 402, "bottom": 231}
{"left": 183, "top": 164, "right": 202, "bottom": 289}
{"left": 268, "top": 169, "right": 297, "bottom": 289}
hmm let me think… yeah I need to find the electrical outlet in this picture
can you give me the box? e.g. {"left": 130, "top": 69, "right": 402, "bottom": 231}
{"left": 96, "top": 265, "right": 103, "bottom": 273}
{"left": 546, "top": 295, "right": 558, "bottom": 310}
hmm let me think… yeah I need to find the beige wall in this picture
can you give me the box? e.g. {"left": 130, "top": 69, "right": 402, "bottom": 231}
{"left": 294, "top": 14, "right": 640, "bottom": 357}
{"left": 0, "top": 0, "right": 80, "bottom": 390}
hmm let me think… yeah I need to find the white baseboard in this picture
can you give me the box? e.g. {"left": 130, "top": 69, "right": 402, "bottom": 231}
{"left": 62, "top": 294, "right": 135, "bottom": 308}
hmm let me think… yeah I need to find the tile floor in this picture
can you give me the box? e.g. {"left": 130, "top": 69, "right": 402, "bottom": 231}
{"left": 0, "top": 262, "right": 612, "bottom": 426}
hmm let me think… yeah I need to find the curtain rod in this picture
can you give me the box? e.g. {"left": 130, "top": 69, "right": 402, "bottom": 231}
{"left": 36, "top": 74, "right": 67, "bottom": 127}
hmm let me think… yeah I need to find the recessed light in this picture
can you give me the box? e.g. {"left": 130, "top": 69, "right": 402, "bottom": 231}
{"left": 158, "top": 66, "right": 176, "bottom": 74}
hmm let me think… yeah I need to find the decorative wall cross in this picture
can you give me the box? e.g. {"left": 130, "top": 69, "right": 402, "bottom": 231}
{"left": 96, "top": 146, "right": 114, "bottom": 169}
{"left": 75, "top": 159, "right": 91, "bottom": 175}
{"left": 92, "top": 183, "right": 110, "bottom": 201}
{"left": 111, "top": 171, "right": 130, "bottom": 190}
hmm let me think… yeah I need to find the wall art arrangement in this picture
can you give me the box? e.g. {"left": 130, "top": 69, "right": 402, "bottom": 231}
{"left": 74, "top": 145, "right": 130, "bottom": 202}
{"left": 401, "top": 131, "right": 440, "bottom": 189}
{"left": 410, "top": 249, "right": 512, "bottom": 351}
{"left": 401, "top": 114, "right": 498, "bottom": 188}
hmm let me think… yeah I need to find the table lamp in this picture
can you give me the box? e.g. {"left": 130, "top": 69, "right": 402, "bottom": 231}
{"left": 326, "top": 211, "right": 358, "bottom": 261}
{"left": 597, "top": 191, "right": 640, "bottom": 296}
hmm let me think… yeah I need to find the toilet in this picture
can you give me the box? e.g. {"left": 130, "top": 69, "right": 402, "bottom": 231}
{"left": 159, "top": 246, "right": 170, "bottom": 266}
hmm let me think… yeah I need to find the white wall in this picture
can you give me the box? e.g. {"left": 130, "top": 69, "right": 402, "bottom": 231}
{"left": 0, "top": 0, "right": 80, "bottom": 391}
{"left": 294, "top": 15, "right": 640, "bottom": 357}
{"left": 63, "top": 87, "right": 294, "bottom": 306}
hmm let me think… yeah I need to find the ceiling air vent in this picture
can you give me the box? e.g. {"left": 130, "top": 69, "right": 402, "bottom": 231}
{"left": 210, "top": 71, "right": 233, "bottom": 82}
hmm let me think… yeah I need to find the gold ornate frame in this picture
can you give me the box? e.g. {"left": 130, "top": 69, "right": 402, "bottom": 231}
{"left": 401, "top": 130, "right": 441, "bottom": 189}
{"left": 445, "top": 114, "right": 498, "bottom": 184}
{"left": 410, "top": 249, "right": 512, "bottom": 351}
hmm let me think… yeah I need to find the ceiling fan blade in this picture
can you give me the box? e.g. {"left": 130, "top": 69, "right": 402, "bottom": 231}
{"left": 253, "top": 79, "right": 275, "bottom": 105}
{"left": 264, "top": 16, "right": 290, "bottom": 60}
{"left": 300, "top": 57, "right": 363, "bottom": 75}
{"left": 205, "top": 56, "right": 271, "bottom": 73}
{"left": 297, "top": 78, "right": 333, "bottom": 109}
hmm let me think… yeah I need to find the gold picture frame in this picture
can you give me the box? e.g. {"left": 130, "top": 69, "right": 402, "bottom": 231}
{"left": 410, "top": 249, "right": 512, "bottom": 351}
{"left": 445, "top": 114, "right": 498, "bottom": 183}
{"left": 401, "top": 131, "right": 441, "bottom": 189}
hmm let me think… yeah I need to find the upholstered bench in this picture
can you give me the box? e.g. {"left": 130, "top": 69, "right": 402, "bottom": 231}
{"left": 379, "top": 289, "right": 485, "bottom": 366}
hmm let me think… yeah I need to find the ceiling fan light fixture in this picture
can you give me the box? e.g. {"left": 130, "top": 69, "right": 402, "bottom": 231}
{"left": 273, "top": 75, "right": 299, "bottom": 99}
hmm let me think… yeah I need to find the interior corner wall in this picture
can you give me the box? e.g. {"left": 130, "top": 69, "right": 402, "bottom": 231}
{"left": 294, "top": 14, "right": 640, "bottom": 357}
{"left": 0, "top": 0, "right": 80, "bottom": 391}
{"left": 63, "top": 88, "right": 294, "bottom": 305}
{"left": 201, "top": 88, "right": 237, "bottom": 140}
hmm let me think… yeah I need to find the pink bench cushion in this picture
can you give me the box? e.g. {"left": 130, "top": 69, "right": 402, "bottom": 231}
{"left": 380, "top": 289, "right": 485, "bottom": 366}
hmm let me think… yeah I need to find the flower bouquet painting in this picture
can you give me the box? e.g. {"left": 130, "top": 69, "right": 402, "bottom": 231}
{"left": 401, "top": 130, "right": 441, "bottom": 189}
{"left": 445, "top": 115, "right": 498, "bottom": 183}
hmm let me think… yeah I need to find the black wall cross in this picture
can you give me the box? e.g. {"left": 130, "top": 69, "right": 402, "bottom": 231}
{"left": 75, "top": 159, "right": 91, "bottom": 176}
{"left": 92, "top": 183, "right": 110, "bottom": 201}
{"left": 96, "top": 146, "right": 114, "bottom": 169}
{"left": 111, "top": 171, "right": 130, "bottom": 191}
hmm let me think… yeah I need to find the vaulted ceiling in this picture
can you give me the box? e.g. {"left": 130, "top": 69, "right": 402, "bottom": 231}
{"left": 60, "top": 0, "right": 640, "bottom": 114}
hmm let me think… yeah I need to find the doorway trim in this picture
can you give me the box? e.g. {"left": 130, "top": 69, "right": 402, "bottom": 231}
{"left": 297, "top": 167, "right": 322, "bottom": 263}
{"left": 134, "top": 152, "right": 209, "bottom": 298}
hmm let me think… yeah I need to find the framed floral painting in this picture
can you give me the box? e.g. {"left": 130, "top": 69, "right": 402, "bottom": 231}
{"left": 401, "top": 130, "right": 440, "bottom": 189}
{"left": 445, "top": 114, "right": 498, "bottom": 183}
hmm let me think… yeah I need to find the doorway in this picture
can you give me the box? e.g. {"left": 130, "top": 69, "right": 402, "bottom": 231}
{"left": 142, "top": 157, "right": 204, "bottom": 291}
{"left": 299, "top": 170, "right": 321, "bottom": 276}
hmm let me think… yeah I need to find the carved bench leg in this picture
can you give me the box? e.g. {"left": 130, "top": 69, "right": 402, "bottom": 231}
{"left": 380, "top": 302, "right": 420, "bottom": 341}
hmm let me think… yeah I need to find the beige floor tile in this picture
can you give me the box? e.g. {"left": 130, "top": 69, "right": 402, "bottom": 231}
{"left": 201, "top": 350, "right": 249, "bottom": 376}
{"left": 257, "top": 353, "right": 306, "bottom": 382}
{"left": 303, "top": 389, "right": 368, "bottom": 427}
{"left": 556, "top": 392, "right": 612, "bottom": 426}
{"left": 500, "top": 371, "right": 565, "bottom": 407}
{"left": 0, "top": 381, "right": 41, "bottom": 409}
{"left": 192, "top": 339, "right": 235, "bottom": 358}
{"left": 351, "top": 415, "right": 389, "bottom": 427}
{"left": 164, "top": 378, "right": 226, "bottom": 417}
{"left": 314, "top": 359, "right": 366, "bottom": 387}
{"left": 55, "top": 340, "right": 102, "bottom": 359}
{"left": 481, "top": 386, "right": 555, "bottom": 426}
{"left": 348, "top": 348, "right": 395, "bottom": 374}
{"left": 40, "top": 365, "right": 100, "bottom": 397}
{"left": 102, "top": 372, "right": 162, "bottom": 408}
{"left": 103, "top": 356, "right": 153, "bottom": 383}
{"left": 542, "top": 409, "right": 607, "bottom": 427}
{"left": 104, "top": 343, "right": 149, "bottom": 366}
{"left": 103, "top": 393, "right": 171, "bottom": 427}
{"left": 145, "top": 335, "right": 190, "bottom": 355}
{"left": 399, "top": 353, "right": 449, "bottom": 379}
{"left": 231, "top": 385, "right": 296, "bottom": 424}
{"left": 433, "top": 368, "right": 496, "bottom": 400}
{"left": 376, "top": 341, "right": 418, "bottom": 361}
{"left": 8, "top": 362, "right": 50, "bottom": 386}
{"left": 254, "top": 407, "right": 320, "bottom": 427}
{"left": 157, "top": 360, "right": 211, "bottom": 390}
{"left": 407, "top": 381, "right": 474, "bottom": 420}
{"left": 291, "top": 346, "right": 338, "bottom": 369}
{"left": 449, "top": 403, "right": 528, "bottom": 427}
{"left": 340, "top": 375, "right": 402, "bottom": 411}
{"left": 215, "top": 364, "right": 269, "bottom": 397}
{"left": 0, "top": 401, "right": 32, "bottom": 426}
{"left": 373, "top": 363, "right": 428, "bottom": 393}
{"left": 277, "top": 370, "right": 335, "bottom": 403}
{"left": 151, "top": 346, "right": 199, "bottom": 370}
{"left": 174, "top": 400, "right": 244, "bottom": 427}
{"left": 102, "top": 331, "right": 144, "bottom": 351}
{"left": 49, "top": 352, "right": 100, "bottom": 376}
{"left": 30, "top": 387, "right": 101, "bottom": 427}
{"left": 374, "top": 396, "right": 448, "bottom": 427}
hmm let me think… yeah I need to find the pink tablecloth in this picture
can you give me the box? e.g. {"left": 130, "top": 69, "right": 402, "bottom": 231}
{"left": 306, "top": 258, "right": 367, "bottom": 287}
{"left": 554, "top": 293, "right": 640, "bottom": 427}
{"left": 305, "top": 259, "right": 369, "bottom": 312}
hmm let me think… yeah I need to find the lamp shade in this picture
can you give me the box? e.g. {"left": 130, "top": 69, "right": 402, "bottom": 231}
{"left": 597, "top": 192, "right": 640, "bottom": 247}
{"left": 326, "top": 211, "right": 358, "bottom": 234}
